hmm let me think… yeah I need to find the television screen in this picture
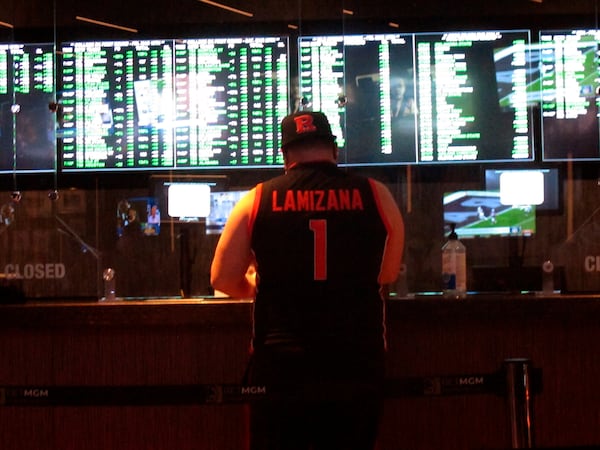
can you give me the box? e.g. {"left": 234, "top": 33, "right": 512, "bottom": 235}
{"left": 205, "top": 189, "right": 249, "bottom": 235}
{"left": 116, "top": 196, "right": 161, "bottom": 237}
{"left": 59, "top": 36, "right": 289, "bottom": 171}
{"left": 298, "top": 30, "right": 534, "bottom": 166}
{"left": 0, "top": 43, "right": 56, "bottom": 174}
{"left": 443, "top": 190, "right": 536, "bottom": 238}
{"left": 539, "top": 29, "right": 600, "bottom": 161}
{"left": 150, "top": 174, "right": 227, "bottom": 223}
{"left": 485, "top": 168, "right": 560, "bottom": 211}
{"left": 167, "top": 183, "right": 211, "bottom": 220}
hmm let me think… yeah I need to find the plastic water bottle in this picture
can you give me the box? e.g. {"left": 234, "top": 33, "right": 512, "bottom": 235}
{"left": 442, "top": 223, "right": 467, "bottom": 299}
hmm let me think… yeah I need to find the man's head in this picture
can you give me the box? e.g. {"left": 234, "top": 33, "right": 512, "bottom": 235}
{"left": 280, "top": 111, "right": 338, "bottom": 166}
{"left": 281, "top": 111, "right": 336, "bottom": 149}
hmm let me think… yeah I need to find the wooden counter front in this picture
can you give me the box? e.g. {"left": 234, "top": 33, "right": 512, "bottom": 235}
{"left": 0, "top": 295, "right": 598, "bottom": 450}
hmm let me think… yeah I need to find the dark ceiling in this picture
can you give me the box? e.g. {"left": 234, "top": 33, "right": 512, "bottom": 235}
{"left": 2, "top": 0, "right": 600, "bottom": 41}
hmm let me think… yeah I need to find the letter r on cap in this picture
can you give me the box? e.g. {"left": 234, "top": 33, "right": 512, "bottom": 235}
{"left": 294, "top": 114, "right": 317, "bottom": 134}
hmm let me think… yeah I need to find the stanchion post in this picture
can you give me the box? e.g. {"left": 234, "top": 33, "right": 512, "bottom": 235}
{"left": 504, "top": 358, "right": 534, "bottom": 449}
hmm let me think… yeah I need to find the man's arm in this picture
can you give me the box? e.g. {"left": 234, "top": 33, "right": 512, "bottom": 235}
{"left": 371, "top": 180, "right": 405, "bottom": 286}
{"left": 210, "top": 189, "right": 257, "bottom": 298}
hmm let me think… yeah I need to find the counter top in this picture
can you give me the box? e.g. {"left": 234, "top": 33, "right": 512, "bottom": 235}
{"left": 0, "top": 297, "right": 254, "bottom": 328}
{"left": 1, "top": 293, "right": 600, "bottom": 328}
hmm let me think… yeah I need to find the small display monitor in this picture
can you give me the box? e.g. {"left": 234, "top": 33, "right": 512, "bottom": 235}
{"left": 443, "top": 190, "right": 536, "bottom": 238}
{"left": 485, "top": 168, "right": 560, "bottom": 211}
{"left": 150, "top": 174, "right": 227, "bottom": 223}
{"left": 166, "top": 183, "right": 211, "bottom": 221}
{"left": 116, "top": 196, "right": 161, "bottom": 237}
{"left": 205, "top": 190, "right": 249, "bottom": 235}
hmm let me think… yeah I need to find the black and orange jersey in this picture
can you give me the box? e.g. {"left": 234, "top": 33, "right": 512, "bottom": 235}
{"left": 249, "top": 161, "right": 394, "bottom": 352}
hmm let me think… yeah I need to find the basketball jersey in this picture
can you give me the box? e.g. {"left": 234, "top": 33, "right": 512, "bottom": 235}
{"left": 249, "top": 161, "right": 391, "bottom": 353}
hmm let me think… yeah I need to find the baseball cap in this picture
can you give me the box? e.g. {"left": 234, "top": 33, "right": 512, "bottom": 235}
{"left": 280, "top": 111, "right": 336, "bottom": 149}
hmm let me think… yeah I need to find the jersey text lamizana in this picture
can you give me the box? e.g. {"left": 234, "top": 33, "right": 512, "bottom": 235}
{"left": 271, "top": 189, "right": 364, "bottom": 212}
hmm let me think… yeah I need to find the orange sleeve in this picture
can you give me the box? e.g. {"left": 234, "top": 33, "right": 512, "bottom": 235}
{"left": 247, "top": 182, "right": 262, "bottom": 237}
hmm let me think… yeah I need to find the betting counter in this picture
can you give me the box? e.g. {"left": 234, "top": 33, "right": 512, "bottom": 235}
{"left": 0, "top": 294, "right": 599, "bottom": 450}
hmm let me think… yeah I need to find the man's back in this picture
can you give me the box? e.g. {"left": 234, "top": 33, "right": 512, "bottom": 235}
{"left": 210, "top": 111, "right": 404, "bottom": 450}
{"left": 250, "top": 161, "right": 389, "bottom": 352}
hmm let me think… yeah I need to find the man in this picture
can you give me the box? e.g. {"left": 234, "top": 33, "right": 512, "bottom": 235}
{"left": 210, "top": 111, "right": 404, "bottom": 450}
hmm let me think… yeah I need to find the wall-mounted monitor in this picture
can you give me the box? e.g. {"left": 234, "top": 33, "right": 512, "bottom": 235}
{"left": 0, "top": 43, "right": 56, "bottom": 174}
{"left": 167, "top": 183, "right": 211, "bottom": 221}
{"left": 116, "top": 196, "right": 161, "bottom": 237}
{"left": 443, "top": 190, "right": 536, "bottom": 238}
{"left": 484, "top": 167, "right": 560, "bottom": 211}
{"left": 205, "top": 189, "right": 249, "bottom": 235}
{"left": 299, "top": 30, "right": 534, "bottom": 166}
{"left": 539, "top": 29, "right": 600, "bottom": 161}
{"left": 150, "top": 174, "right": 228, "bottom": 222}
{"left": 59, "top": 36, "right": 289, "bottom": 171}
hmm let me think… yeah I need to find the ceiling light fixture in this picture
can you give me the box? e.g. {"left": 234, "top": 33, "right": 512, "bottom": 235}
{"left": 0, "top": 20, "right": 14, "bottom": 29}
{"left": 342, "top": 9, "right": 354, "bottom": 15}
{"left": 75, "top": 16, "right": 138, "bottom": 33}
{"left": 198, "top": 0, "right": 254, "bottom": 17}
{"left": 287, "top": 24, "right": 299, "bottom": 30}
{"left": 388, "top": 22, "right": 400, "bottom": 28}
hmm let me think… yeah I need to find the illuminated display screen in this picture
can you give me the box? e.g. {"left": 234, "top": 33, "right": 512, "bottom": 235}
{"left": 443, "top": 190, "right": 536, "bottom": 239}
{"left": 0, "top": 43, "right": 55, "bottom": 174}
{"left": 59, "top": 39, "right": 175, "bottom": 170}
{"left": 299, "top": 30, "right": 534, "bottom": 166}
{"left": 539, "top": 29, "right": 600, "bottom": 161}
{"left": 59, "top": 37, "right": 289, "bottom": 171}
{"left": 206, "top": 189, "right": 249, "bottom": 235}
{"left": 485, "top": 168, "right": 560, "bottom": 211}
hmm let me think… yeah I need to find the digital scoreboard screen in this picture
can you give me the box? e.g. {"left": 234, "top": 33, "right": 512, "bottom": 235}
{"left": 60, "top": 39, "right": 175, "bottom": 170}
{"left": 299, "top": 30, "right": 534, "bottom": 166}
{"left": 173, "top": 38, "right": 288, "bottom": 168}
{"left": 0, "top": 43, "right": 55, "bottom": 173}
{"left": 59, "top": 37, "right": 289, "bottom": 171}
{"left": 539, "top": 29, "right": 600, "bottom": 161}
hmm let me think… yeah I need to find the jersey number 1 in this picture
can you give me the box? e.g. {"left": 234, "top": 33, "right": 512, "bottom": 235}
{"left": 309, "top": 219, "right": 327, "bottom": 280}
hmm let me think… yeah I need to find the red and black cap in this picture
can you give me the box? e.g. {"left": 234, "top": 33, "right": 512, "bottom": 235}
{"left": 280, "top": 111, "right": 336, "bottom": 149}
